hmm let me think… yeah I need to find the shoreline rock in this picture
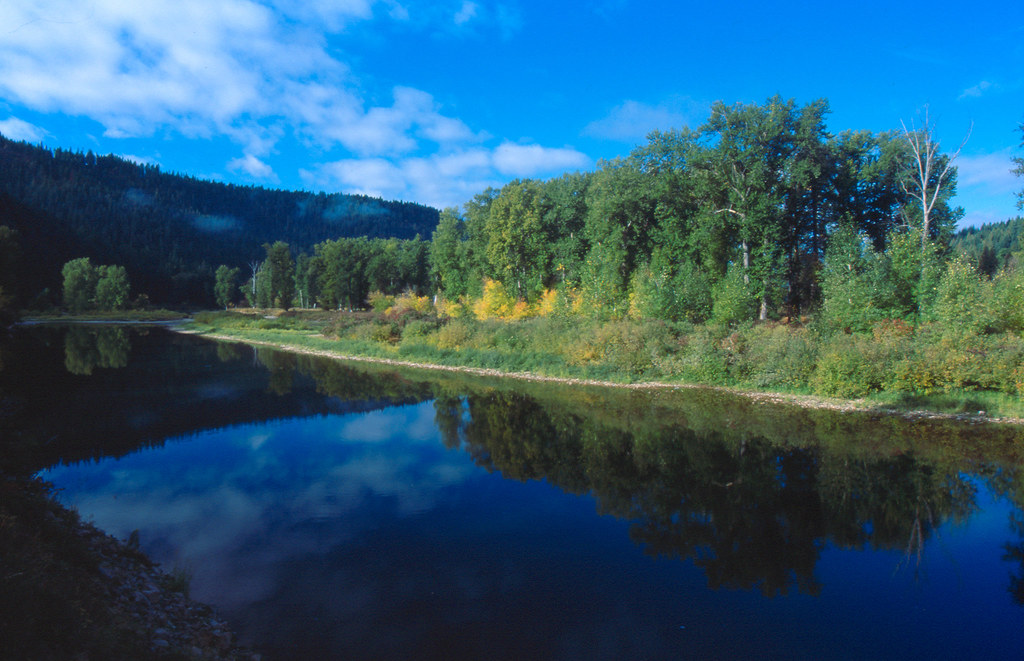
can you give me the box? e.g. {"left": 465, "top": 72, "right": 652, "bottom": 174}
{"left": 68, "top": 515, "right": 260, "bottom": 660}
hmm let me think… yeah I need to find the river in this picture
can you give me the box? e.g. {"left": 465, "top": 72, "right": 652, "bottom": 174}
{"left": 4, "top": 325, "right": 1023, "bottom": 659}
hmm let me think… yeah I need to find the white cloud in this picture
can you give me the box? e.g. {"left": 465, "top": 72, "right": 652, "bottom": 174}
{"left": 304, "top": 142, "right": 589, "bottom": 208}
{"left": 954, "top": 151, "right": 1022, "bottom": 227}
{"left": 0, "top": 116, "right": 47, "bottom": 142}
{"left": 959, "top": 80, "right": 995, "bottom": 100}
{"left": 454, "top": 1, "right": 478, "bottom": 25}
{"left": 957, "top": 152, "right": 1019, "bottom": 195}
{"left": 493, "top": 142, "right": 590, "bottom": 176}
{"left": 272, "top": 0, "right": 375, "bottom": 30}
{"left": 583, "top": 98, "right": 706, "bottom": 142}
{"left": 228, "top": 153, "right": 278, "bottom": 181}
{"left": 0, "top": 0, "right": 591, "bottom": 206}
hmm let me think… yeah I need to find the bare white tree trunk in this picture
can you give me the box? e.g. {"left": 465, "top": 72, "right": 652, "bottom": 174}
{"left": 900, "top": 108, "right": 971, "bottom": 249}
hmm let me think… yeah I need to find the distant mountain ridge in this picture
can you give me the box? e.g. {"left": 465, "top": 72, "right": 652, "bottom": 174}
{"left": 0, "top": 135, "right": 439, "bottom": 305}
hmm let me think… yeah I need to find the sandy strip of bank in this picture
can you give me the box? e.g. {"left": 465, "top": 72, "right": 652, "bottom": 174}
{"left": 176, "top": 328, "right": 1024, "bottom": 426}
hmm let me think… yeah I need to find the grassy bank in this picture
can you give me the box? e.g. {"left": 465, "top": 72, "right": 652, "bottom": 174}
{"left": 20, "top": 308, "right": 190, "bottom": 323}
{"left": 185, "top": 309, "right": 1024, "bottom": 420}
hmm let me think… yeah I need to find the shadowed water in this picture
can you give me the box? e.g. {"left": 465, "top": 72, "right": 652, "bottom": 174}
{"left": 3, "top": 325, "right": 1023, "bottom": 659}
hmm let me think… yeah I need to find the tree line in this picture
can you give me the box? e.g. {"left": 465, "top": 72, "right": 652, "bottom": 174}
{"left": 212, "top": 236, "right": 431, "bottom": 311}
{"left": 0, "top": 135, "right": 439, "bottom": 307}
{"left": 429, "top": 96, "right": 982, "bottom": 326}
{"left": 7, "top": 96, "right": 1024, "bottom": 328}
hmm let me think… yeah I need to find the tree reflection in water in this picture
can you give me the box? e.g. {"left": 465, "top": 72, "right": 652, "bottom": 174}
{"left": 63, "top": 326, "right": 130, "bottom": 375}
{"left": 7, "top": 326, "right": 1024, "bottom": 604}
{"left": 428, "top": 388, "right": 1005, "bottom": 598}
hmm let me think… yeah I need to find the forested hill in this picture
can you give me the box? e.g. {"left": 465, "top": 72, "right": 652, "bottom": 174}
{"left": 0, "top": 135, "right": 439, "bottom": 305}
{"left": 953, "top": 217, "right": 1024, "bottom": 277}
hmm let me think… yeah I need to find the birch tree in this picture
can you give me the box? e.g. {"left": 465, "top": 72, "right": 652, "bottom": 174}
{"left": 900, "top": 108, "right": 970, "bottom": 249}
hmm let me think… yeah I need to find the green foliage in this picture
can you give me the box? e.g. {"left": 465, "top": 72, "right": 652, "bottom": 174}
{"left": 485, "top": 179, "right": 552, "bottom": 299}
{"left": 628, "top": 261, "right": 712, "bottom": 323}
{"left": 94, "top": 265, "right": 129, "bottom": 311}
{"left": 952, "top": 217, "right": 1024, "bottom": 276}
{"left": 711, "top": 263, "right": 756, "bottom": 327}
{"left": 313, "top": 236, "right": 430, "bottom": 310}
{"left": 810, "top": 332, "right": 889, "bottom": 398}
{"left": 654, "top": 324, "right": 730, "bottom": 385}
{"left": 991, "top": 258, "right": 1024, "bottom": 332}
{"left": 214, "top": 264, "right": 239, "bottom": 309}
{"left": 929, "top": 255, "right": 992, "bottom": 333}
{"left": 733, "top": 324, "right": 818, "bottom": 389}
{"left": 430, "top": 208, "right": 471, "bottom": 298}
{"left": 367, "top": 290, "right": 395, "bottom": 313}
{"left": 818, "top": 226, "right": 881, "bottom": 332}
{"left": 263, "top": 241, "right": 295, "bottom": 309}
{"left": 61, "top": 258, "right": 132, "bottom": 313}
{"left": 62, "top": 257, "right": 98, "bottom": 313}
{"left": 875, "top": 228, "right": 943, "bottom": 319}
{"left": 0, "top": 135, "right": 439, "bottom": 306}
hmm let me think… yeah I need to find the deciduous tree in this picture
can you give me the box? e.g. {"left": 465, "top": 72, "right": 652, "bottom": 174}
{"left": 214, "top": 265, "right": 239, "bottom": 310}
{"left": 94, "top": 265, "right": 129, "bottom": 310}
{"left": 62, "top": 257, "right": 97, "bottom": 313}
{"left": 899, "top": 108, "right": 970, "bottom": 248}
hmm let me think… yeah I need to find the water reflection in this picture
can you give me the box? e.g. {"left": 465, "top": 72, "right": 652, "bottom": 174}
{"left": 430, "top": 390, "right": 991, "bottom": 597}
{"left": 64, "top": 325, "right": 130, "bottom": 374}
{"left": 5, "top": 326, "right": 1024, "bottom": 658}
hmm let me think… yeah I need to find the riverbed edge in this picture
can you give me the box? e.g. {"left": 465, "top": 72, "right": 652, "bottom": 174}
{"left": 173, "top": 327, "right": 1024, "bottom": 427}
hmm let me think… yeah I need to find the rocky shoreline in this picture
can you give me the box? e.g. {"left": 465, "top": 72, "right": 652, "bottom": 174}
{"left": 69, "top": 516, "right": 262, "bottom": 660}
{"left": 0, "top": 473, "right": 261, "bottom": 661}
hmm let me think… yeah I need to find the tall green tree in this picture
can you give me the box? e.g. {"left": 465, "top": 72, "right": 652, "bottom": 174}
{"left": 541, "top": 172, "right": 592, "bottom": 287}
{"left": 263, "top": 241, "right": 295, "bottom": 309}
{"left": 696, "top": 97, "right": 802, "bottom": 320}
{"left": 214, "top": 265, "right": 239, "bottom": 310}
{"left": 294, "top": 253, "right": 319, "bottom": 308}
{"left": 485, "top": 179, "right": 553, "bottom": 299}
{"left": 581, "top": 159, "right": 659, "bottom": 313}
{"left": 94, "top": 265, "right": 129, "bottom": 310}
{"left": 818, "top": 226, "right": 882, "bottom": 332}
{"left": 62, "top": 257, "right": 97, "bottom": 313}
{"left": 316, "top": 237, "right": 370, "bottom": 309}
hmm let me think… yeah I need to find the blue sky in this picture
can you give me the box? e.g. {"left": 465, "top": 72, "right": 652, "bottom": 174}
{"left": 1, "top": 0, "right": 1022, "bottom": 227}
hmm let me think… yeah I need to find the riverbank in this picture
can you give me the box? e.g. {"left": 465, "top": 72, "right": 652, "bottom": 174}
{"left": 177, "top": 325, "right": 1024, "bottom": 427}
{"left": 0, "top": 476, "right": 259, "bottom": 660}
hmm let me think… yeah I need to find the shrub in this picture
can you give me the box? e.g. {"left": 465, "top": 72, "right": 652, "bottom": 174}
{"left": 473, "top": 279, "right": 516, "bottom": 320}
{"left": 655, "top": 324, "right": 730, "bottom": 385}
{"left": 810, "top": 332, "right": 889, "bottom": 398}
{"left": 434, "top": 295, "right": 465, "bottom": 319}
{"left": 388, "top": 290, "right": 432, "bottom": 315}
{"left": 433, "top": 319, "right": 476, "bottom": 349}
{"left": 367, "top": 291, "right": 396, "bottom": 313}
{"left": 401, "top": 319, "right": 439, "bottom": 342}
{"left": 711, "top": 264, "right": 756, "bottom": 327}
{"left": 348, "top": 321, "right": 399, "bottom": 344}
{"left": 735, "top": 323, "right": 818, "bottom": 389}
{"left": 928, "top": 255, "right": 993, "bottom": 333}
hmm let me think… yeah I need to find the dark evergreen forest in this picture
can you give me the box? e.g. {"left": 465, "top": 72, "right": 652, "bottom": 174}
{"left": 0, "top": 136, "right": 439, "bottom": 306}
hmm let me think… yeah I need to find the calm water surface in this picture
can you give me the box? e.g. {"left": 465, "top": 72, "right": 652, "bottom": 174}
{"left": 4, "top": 326, "right": 1024, "bottom": 659}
